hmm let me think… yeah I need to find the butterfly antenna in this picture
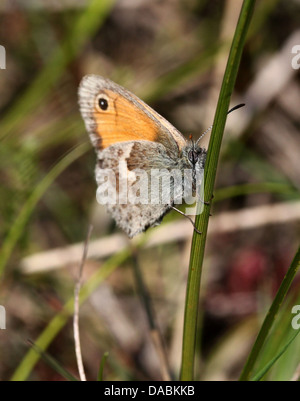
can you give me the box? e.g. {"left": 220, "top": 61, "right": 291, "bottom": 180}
{"left": 196, "top": 103, "right": 245, "bottom": 145}
{"left": 227, "top": 103, "right": 245, "bottom": 114}
{"left": 195, "top": 125, "right": 213, "bottom": 145}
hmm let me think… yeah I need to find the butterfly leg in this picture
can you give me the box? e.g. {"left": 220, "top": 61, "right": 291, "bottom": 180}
{"left": 171, "top": 206, "right": 202, "bottom": 235}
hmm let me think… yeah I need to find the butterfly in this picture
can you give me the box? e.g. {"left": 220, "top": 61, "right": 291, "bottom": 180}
{"left": 79, "top": 75, "right": 208, "bottom": 238}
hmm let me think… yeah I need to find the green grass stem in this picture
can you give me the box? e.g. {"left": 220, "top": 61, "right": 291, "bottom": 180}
{"left": 180, "top": 0, "right": 256, "bottom": 381}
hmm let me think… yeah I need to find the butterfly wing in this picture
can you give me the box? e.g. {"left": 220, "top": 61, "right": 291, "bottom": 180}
{"left": 79, "top": 75, "right": 190, "bottom": 237}
{"left": 95, "top": 141, "right": 178, "bottom": 237}
{"left": 78, "top": 75, "right": 187, "bottom": 154}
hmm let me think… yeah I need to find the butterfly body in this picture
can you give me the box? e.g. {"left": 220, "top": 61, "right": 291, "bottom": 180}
{"left": 79, "top": 75, "right": 206, "bottom": 237}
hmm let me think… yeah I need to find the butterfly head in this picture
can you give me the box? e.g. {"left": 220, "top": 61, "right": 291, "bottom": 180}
{"left": 184, "top": 135, "right": 207, "bottom": 169}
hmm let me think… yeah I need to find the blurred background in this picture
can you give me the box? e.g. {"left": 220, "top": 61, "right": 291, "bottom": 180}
{"left": 0, "top": 0, "right": 300, "bottom": 381}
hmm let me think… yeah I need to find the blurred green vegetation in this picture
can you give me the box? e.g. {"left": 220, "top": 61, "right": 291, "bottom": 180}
{"left": 0, "top": 0, "right": 299, "bottom": 381}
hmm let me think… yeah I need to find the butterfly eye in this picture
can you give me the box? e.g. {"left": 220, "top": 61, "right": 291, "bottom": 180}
{"left": 98, "top": 97, "right": 109, "bottom": 111}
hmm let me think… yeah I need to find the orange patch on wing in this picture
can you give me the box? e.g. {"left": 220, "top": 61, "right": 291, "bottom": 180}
{"left": 93, "top": 90, "right": 159, "bottom": 149}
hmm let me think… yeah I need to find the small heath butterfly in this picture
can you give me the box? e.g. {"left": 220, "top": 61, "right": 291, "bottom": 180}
{"left": 79, "top": 75, "right": 207, "bottom": 238}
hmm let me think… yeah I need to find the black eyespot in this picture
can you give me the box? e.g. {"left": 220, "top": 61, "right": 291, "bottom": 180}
{"left": 98, "top": 97, "right": 108, "bottom": 111}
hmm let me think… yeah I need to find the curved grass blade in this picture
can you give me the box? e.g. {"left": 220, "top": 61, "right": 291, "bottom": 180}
{"left": 0, "top": 143, "right": 89, "bottom": 278}
{"left": 239, "top": 245, "right": 300, "bottom": 380}
{"left": 0, "top": 0, "right": 116, "bottom": 141}
{"left": 11, "top": 247, "right": 131, "bottom": 381}
{"left": 214, "top": 182, "right": 299, "bottom": 202}
{"left": 98, "top": 352, "right": 109, "bottom": 381}
{"left": 250, "top": 327, "right": 300, "bottom": 381}
{"left": 27, "top": 340, "right": 78, "bottom": 381}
